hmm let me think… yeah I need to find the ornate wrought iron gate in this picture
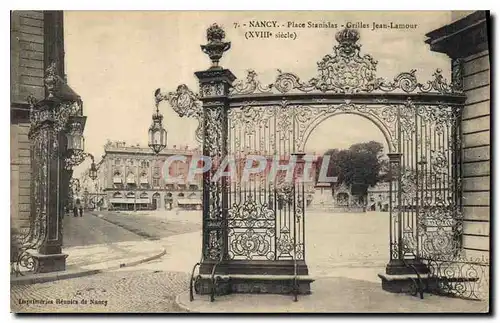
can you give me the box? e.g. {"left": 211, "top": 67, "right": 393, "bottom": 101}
{"left": 156, "top": 25, "right": 488, "bottom": 300}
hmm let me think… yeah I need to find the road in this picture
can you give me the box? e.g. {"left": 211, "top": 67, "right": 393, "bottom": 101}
{"left": 13, "top": 209, "right": 485, "bottom": 313}
{"left": 95, "top": 210, "right": 201, "bottom": 240}
{"left": 62, "top": 212, "right": 143, "bottom": 248}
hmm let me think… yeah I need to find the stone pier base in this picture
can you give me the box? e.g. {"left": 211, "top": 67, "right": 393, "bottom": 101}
{"left": 195, "top": 260, "right": 313, "bottom": 296}
{"left": 29, "top": 251, "right": 68, "bottom": 273}
{"left": 195, "top": 274, "right": 313, "bottom": 296}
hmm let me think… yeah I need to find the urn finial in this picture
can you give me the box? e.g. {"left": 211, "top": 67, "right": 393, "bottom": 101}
{"left": 201, "top": 23, "right": 231, "bottom": 69}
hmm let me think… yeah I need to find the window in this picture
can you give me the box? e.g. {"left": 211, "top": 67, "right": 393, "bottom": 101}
{"left": 140, "top": 172, "right": 149, "bottom": 188}
{"left": 113, "top": 171, "right": 123, "bottom": 189}
{"left": 153, "top": 178, "right": 159, "bottom": 187}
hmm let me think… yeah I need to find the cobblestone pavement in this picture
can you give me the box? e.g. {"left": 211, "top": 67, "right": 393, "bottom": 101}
{"left": 11, "top": 269, "right": 190, "bottom": 313}
{"left": 11, "top": 210, "right": 488, "bottom": 313}
{"left": 179, "top": 276, "right": 489, "bottom": 313}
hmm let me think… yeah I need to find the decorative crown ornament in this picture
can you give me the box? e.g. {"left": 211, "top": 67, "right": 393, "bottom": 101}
{"left": 335, "top": 28, "right": 361, "bottom": 57}
{"left": 335, "top": 28, "right": 360, "bottom": 45}
{"left": 201, "top": 23, "right": 231, "bottom": 69}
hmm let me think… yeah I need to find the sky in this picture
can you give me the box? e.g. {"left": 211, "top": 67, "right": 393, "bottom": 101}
{"left": 63, "top": 11, "right": 454, "bottom": 176}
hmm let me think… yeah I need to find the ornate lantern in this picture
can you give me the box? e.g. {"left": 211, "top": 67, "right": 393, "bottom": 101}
{"left": 148, "top": 104, "right": 167, "bottom": 155}
{"left": 88, "top": 159, "right": 98, "bottom": 181}
{"left": 66, "top": 116, "right": 86, "bottom": 152}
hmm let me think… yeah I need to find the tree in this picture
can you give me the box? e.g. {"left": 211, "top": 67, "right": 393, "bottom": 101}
{"left": 349, "top": 141, "right": 384, "bottom": 158}
{"left": 318, "top": 141, "right": 386, "bottom": 196}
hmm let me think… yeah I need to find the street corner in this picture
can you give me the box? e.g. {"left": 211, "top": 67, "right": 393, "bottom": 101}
{"left": 11, "top": 244, "right": 167, "bottom": 286}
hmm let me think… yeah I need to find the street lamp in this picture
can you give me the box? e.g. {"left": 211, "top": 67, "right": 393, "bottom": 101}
{"left": 66, "top": 117, "right": 85, "bottom": 152}
{"left": 88, "top": 156, "right": 98, "bottom": 181}
{"left": 148, "top": 92, "right": 168, "bottom": 155}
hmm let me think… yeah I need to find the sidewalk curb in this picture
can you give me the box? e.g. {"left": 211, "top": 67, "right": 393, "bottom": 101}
{"left": 10, "top": 248, "right": 166, "bottom": 286}
{"left": 10, "top": 269, "right": 102, "bottom": 286}
{"left": 175, "top": 291, "right": 198, "bottom": 313}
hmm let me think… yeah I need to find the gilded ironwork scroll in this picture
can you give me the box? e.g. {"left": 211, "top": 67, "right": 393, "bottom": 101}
{"left": 230, "top": 28, "right": 460, "bottom": 96}
{"left": 12, "top": 61, "right": 85, "bottom": 276}
{"left": 155, "top": 84, "right": 204, "bottom": 144}
{"left": 203, "top": 107, "right": 225, "bottom": 261}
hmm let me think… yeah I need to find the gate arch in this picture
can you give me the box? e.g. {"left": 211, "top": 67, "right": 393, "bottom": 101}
{"left": 155, "top": 25, "right": 469, "bottom": 299}
{"left": 298, "top": 106, "right": 396, "bottom": 153}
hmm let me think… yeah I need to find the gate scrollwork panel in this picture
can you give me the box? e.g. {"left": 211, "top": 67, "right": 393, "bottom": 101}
{"left": 159, "top": 25, "right": 477, "bottom": 295}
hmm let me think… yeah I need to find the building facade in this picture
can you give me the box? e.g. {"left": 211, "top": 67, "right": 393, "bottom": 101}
{"left": 308, "top": 181, "right": 391, "bottom": 212}
{"left": 11, "top": 11, "right": 62, "bottom": 231}
{"left": 367, "top": 182, "right": 390, "bottom": 212}
{"left": 11, "top": 11, "right": 72, "bottom": 228}
{"left": 426, "top": 11, "right": 490, "bottom": 261}
{"left": 80, "top": 141, "right": 204, "bottom": 211}
{"left": 11, "top": 11, "right": 87, "bottom": 273}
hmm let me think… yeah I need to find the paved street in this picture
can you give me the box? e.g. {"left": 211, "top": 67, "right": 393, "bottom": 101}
{"left": 306, "top": 211, "right": 388, "bottom": 280}
{"left": 94, "top": 210, "right": 201, "bottom": 240}
{"left": 62, "top": 212, "right": 143, "bottom": 248}
{"left": 11, "top": 209, "right": 488, "bottom": 313}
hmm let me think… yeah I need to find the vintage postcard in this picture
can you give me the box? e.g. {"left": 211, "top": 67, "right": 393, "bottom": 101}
{"left": 10, "top": 10, "right": 490, "bottom": 313}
